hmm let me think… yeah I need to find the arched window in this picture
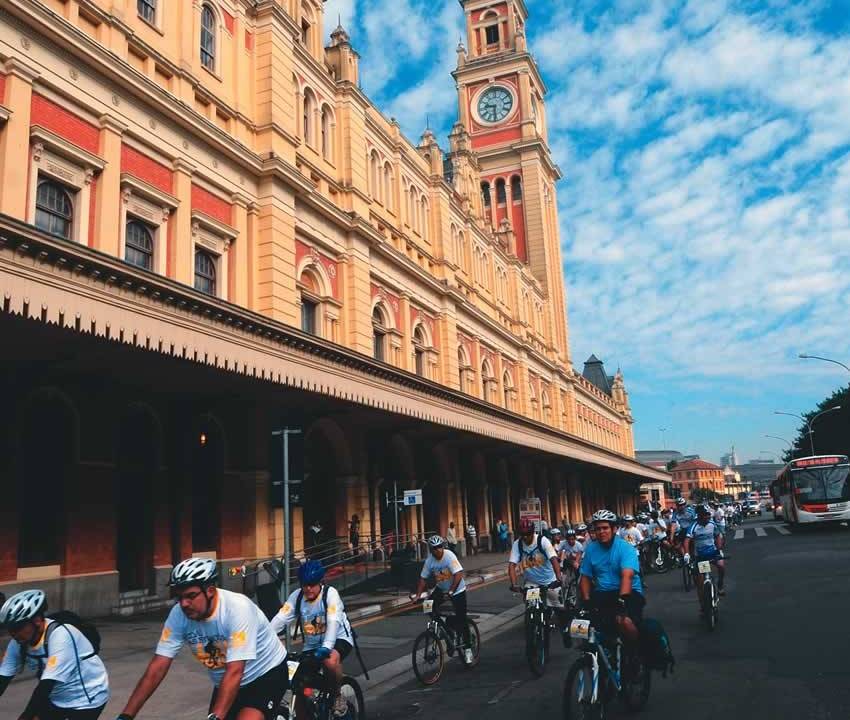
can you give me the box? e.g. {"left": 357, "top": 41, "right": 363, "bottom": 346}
{"left": 372, "top": 305, "right": 387, "bottom": 362}
{"left": 420, "top": 196, "right": 428, "bottom": 241}
{"left": 300, "top": 2, "right": 313, "bottom": 52}
{"left": 370, "top": 151, "right": 380, "bottom": 202}
{"left": 413, "top": 324, "right": 426, "bottom": 377}
{"left": 542, "top": 390, "right": 552, "bottom": 424}
{"left": 125, "top": 219, "right": 154, "bottom": 270}
{"left": 496, "top": 178, "right": 507, "bottom": 205}
{"left": 457, "top": 345, "right": 470, "bottom": 392}
{"left": 383, "top": 163, "right": 393, "bottom": 212}
{"left": 481, "top": 181, "right": 491, "bottom": 209}
{"left": 408, "top": 187, "right": 416, "bottom": 229}
{"left": 299, "top": 269, "right": 320, "bottom": 335}
{"left": 200, "top": 4, "right": 216, "bottom": 71}
{"left": 511, "top": 175, "right": 523, "bottom": 201}
{"left": 503, "top": 371, "right": 513, "bottom": 409}
{"left": 303, "top": 89, "right": 316, "bottom": 146}
{"left": 138, "top": 0, "right": 157, "bottom": 24}
{"left": 194, "top": 249, "right": 217, "bottom": 296}
{"left": 483, "top": 11, "right": 500, "bottom": 45}
{"left": 321, "top": 106, "right": 333, "bottom": 161}
{"left": 481, "top": 359, "right": 494, "bottom": 401}
{"left": 35, "top": 180, "right": 73, "bottom": 239}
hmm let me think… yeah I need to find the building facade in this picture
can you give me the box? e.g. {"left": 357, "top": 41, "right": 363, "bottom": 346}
{"left": 0, "top": 0, "right": 665, "bottom": 615}
{"left": 671, "top": 459, "right": 726, "bottom": 501}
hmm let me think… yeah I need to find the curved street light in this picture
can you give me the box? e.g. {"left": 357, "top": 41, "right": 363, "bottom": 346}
{"left": 799, "top": 354, "right": 850, "bottom": 373}
{"left": 773, "top": 407, "right": 842, "bottom": 457}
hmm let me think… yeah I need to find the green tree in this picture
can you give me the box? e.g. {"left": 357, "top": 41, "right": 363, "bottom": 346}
{"left": 691, "top": 488, "right": 721, "bottom": 504}
{"left": 785, "top": 384, "right": 850, "bottom": 462}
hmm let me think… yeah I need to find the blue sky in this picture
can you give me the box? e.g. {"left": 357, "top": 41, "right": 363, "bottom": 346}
{"left": 323, "top": 0, "right": 850, "bottom": 465}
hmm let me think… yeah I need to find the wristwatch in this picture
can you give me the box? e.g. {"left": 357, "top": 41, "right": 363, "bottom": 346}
{"left": 207, "top": 714, "right": 221, "bottom": 720}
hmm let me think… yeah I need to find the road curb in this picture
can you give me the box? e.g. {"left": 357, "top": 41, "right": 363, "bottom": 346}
{"left": 346, "top": 565, "right": 508, "bottom": 622}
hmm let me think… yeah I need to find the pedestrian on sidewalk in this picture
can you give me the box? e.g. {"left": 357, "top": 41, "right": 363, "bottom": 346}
{"left": 446, "top": 522, "right": 458, "bottom": 553}
{"left": 349, "top": 514, "right": 360, "bottom": 560}
{"left": 497, "top": 519, "right": 510, "bottom": 553}
{"left": 466, "top": 522, "right": 478, "bottom": 555}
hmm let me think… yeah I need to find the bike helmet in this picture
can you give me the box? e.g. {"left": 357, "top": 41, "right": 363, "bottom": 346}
{"left": 428, "top": 535, "right": 446, "bottom": 548}
{"left": 298, "top": 559, "right": 326, "bottom": 585}
{"left": 576, "top": 523, "right": 588, "bottom": 533}
{"left": 591, "top": 509, "right": 618, "bottom": 524}
{"left": 168, "top": 558, "right": 219, "bottom": 588}
{"left": 676, "top": 497, "right": 687, "bottom": 506}
{"left": 566, "top": 529, "right": 577, "bottom": 537}
{"left": 623, "top": 514, "right": 635, "bottom": 522}
{"left": 518, "top": 518, "right": 535, "bottom": 534}
{"left": 0, "top": 590, "right": 47, "bottom": 628}
{"left": 551, "top": 528, "right": 562, "bottom": 536}
{"left": 697, "top": 504, "right": 712, "bottom": 516}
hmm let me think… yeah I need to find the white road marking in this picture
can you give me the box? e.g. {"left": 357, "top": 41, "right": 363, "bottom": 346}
{"left": 488, "top": 680, "right": 522, "bottom": 704}
{"left": 734, "top": 529, "right": 744, "bottom": 540}
{"left": 755, "top": 527, "right": 767, "bottom": 537}
{"left": 775, "top": 526, "right": 791, "bottom": 535}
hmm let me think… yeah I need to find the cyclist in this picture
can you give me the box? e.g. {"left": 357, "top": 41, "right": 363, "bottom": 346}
{"left": 635, "top": 513, "right": 649, "bottom": 536}
{"left": 713, "top": 503, "right": 727, "bottom": 533}
{"left": 272, "top": 560, "right": 354, "bottom": 718}
{"left": 686, "top": 504, "right": 727, "bottom": 600}
{"left": 508, "top": 517, "right": 564, "bottom": 609}
{"left": 670, "top": 498, "right": 696, "bottom": 558}
{"left": 0, "top": 590, "right": 109, "bottom": 720}
{"left": 617, "top": 514, "right": 644, "bottom": 553}
{"left": 575, "top": 523, "right": 589, "bottom": 544}
{"left": 578, "top": 510, "right": 645, "bottom": 653}
{"left": 558, "top": 529, "right": 585, "bottom": 583}
{"left": 550, "top": 527, "right": 563, "bottom": 549}
{"left": 116, "top": 557, "right": 288, "bottom": 720}
{"left": 409, "top": 536, "right": 473, "bottom": 663}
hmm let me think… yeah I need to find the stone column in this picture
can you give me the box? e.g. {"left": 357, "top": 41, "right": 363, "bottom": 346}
{"left": 231, "top": 193, "right": 249, "bottom": 306}
{"left": 94, "top": 114, "right": 126, "bottom": 257}
{"left": 0, "top": 59, "right": 38, "bottom": 218}
{"left": 170, "top": 159, "right": 195, "bottom": 285}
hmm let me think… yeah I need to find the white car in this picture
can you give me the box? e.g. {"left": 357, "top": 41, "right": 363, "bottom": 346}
{"left": 743, "top": 500, "right": 763, "bottom": 516}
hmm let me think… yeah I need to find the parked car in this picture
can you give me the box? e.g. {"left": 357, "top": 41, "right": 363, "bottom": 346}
{"left": 743, "top": 500, "right": 763, "bottom": 516}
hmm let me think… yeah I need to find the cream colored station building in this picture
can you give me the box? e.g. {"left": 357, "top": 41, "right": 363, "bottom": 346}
{"left": 0, "top": 0, "right": 666, "bottom": 614}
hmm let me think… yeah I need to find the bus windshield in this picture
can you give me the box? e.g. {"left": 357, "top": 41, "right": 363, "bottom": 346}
{"left": 792, "top": 466, "right": 850, "bottom": 504}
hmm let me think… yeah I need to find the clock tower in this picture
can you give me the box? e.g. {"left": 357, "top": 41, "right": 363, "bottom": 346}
{"left": 453, "top": 0, "right": 569, "bottom": 364}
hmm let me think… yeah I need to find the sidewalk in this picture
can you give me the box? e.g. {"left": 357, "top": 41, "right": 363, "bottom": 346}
{"left": 343, "top": 549, "right": 511, "bottom": 622}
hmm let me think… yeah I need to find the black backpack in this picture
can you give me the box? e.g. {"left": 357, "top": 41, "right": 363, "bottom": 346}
{"left": 639, "top": 617, "right": 674, "bottom": 677}
{"left": 514, "top": 534, "right": 547, "bottom": 562}
{"left": 46, "top": 611, "right": 101, "bottom": 656}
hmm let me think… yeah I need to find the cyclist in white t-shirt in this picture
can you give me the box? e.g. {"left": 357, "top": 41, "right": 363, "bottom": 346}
{"left": 116, "top": 558, "right": 288, "bottom": 720}
{"left": 0, "top": 589, "right": 109, "bottom": 720}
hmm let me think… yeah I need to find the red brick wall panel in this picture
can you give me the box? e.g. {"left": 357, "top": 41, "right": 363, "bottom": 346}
{"left": 512, "top": 201, "right": 527, "bottom": 262}
{"left": 0, "top": 74, "right": 6, "bottom": 104}
{"left": 219, "top": 472, "right": 243, "bottom": 559}
{"left": 121, "top": 145, "right": 173, "bottom": 194}
{"left": 223, "top": 9, "right": 235, "bottom": 35}
{"left": 245, "top": 30, "right": 254, "bottom": 51}
{"left": 192, "top": 184, "right": 232, "bottom": 226}
{"left": 63, "top": 464, "right": 116, "bottom": 575}
{"left": 31, "top": 94, "right": 99, "bottom": 154}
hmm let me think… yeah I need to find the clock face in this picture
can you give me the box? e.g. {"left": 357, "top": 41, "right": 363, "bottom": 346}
{"left": 477, "top": 86, "right": 514, "bottom": 124}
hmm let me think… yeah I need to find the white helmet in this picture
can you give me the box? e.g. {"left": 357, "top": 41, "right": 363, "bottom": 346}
{"left": 591, "top": 509, "right": 618, "bottom": 524}
{"left": 0, "top": 590, "right": 46, "bottom": 627}
{"left": 428, "top": 535, "right": 446, "bottom": 548}
{"left": 168, "top": 558, "right": 219, "bottom": 588}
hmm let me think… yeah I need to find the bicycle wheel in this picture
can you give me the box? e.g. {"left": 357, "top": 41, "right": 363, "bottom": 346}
{"left": 703, "top": 582, "right": 716, "bottom": 631}
{"left": 682, "top": 561, "right": 692, "bottom": 592}
{"left": 620, "top": 653, "right": 651, "bottom": 712}
{"left": 526, "top": 614, "right": 547, "bottom": 677}
{"left": 461, "top": 619, "right": 481, "bottom": 669}
{"left": 563, "top": 656, "right": 604, "bottom": 720}
{"left": 337, "top": 676, "right": 366, "bottom": 720}
{"left": 653, "top": 546, "right": 670, "bottom": 574}
{"left": 412, "top": 630, "right": 445, "bottom": 685}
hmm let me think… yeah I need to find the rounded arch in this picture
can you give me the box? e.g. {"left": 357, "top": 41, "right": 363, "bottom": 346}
{"left": 481, "top": 8, "right": 499, "bottom": 19}
{"left": 302, "top": 87, "right": 317, "bottom": 146}
{"left": 369, "top": 149, "right": 381, "bottom": 202}
{"left": 481, "top": 181, "right": 491, "bottom": 208}
{"left": 457, "top": 343, "right": 470, "bottom": 369}
{"left": 481, "top": 356, "right": 494, "bottom": 379}
{"left": 370, "top": 298, "right": 393, "bottom": 330}
{"left": 199, "top": 2, "right": 220, "bottom": 71}
{"left": 296, "top": 256, "right": 332, "bottom": 298}
{"left": 383, "top": 162, "right": 394, "bottom": 212}
{"left": 190, "top": 412, "right": 227, "bottom": 554}
{"left": 511, "top": 174, "right": 523, "bottom": 201}
{"left": 495, "top": 177, "right": 507, "bottom": 204}
{"left": 305, "top": 417, "right": 353, "bottom": 476}
{"left": 412, "top": 320, "right": 433, "bottom": 348}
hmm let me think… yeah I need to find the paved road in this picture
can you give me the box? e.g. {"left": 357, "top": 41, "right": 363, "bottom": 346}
{"left": 369, "top": 517, "right": 850, "bottom": 719}
{"left": 2, "top": 517, "right": 849, "bottom": 720}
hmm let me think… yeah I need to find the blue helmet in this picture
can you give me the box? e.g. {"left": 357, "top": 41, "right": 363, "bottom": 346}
{"left": 298, "top": 559, "right": 325, "bottom": 585}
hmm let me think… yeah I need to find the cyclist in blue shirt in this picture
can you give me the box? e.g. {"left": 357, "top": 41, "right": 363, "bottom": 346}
{"left": 686, "top": 504, "right": 726, "bottom": 597}
{"left": 670, "top": 498, "right": 696, "bottom": 559}
{"left": 579, "top": 510, "right": 645, "bottom": 649}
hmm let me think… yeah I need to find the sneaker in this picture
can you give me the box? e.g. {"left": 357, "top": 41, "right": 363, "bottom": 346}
{"left": 463, "top": 647, "right": 474, "bottom": 664}
{"left": 332, "top": 693, "right": 349, "bottom": 718}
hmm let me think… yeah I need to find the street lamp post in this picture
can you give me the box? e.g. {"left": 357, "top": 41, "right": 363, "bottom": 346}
{"left": 799, "top": 354, "right": 850, "bottom": 373}
{"left": 773, "top": 407, "right": 841, "bottom": 457}
{"left": 659, "top": 427, "right": 667, "bottom": 450}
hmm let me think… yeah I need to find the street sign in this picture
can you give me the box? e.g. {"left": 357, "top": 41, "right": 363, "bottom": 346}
{"left": 519, "top": 497, "right": 542, "bottom": 523}
{"left": 404, "top": 489, "right": 423, "bottom": 506}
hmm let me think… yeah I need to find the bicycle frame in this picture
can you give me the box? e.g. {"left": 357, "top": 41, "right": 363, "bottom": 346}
{"left": 422, "top": 599, "right": 463, "bottom": 652}
{"left": 572, "top": 621, "right": 623, "bottom": 704}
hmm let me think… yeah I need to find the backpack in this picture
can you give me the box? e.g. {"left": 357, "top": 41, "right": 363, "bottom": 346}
{"left": 514, "top": 534, "right": 546, "bottom": 561}
{"left": 639, "top": 617, "right": 675, "bottom": 677}
{"left": 46, "top": 611, "right": 101, "bottom": 656}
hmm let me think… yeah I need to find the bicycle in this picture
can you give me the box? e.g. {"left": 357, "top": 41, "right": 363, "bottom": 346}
{"left": 410, "top": 593, "right": 480, "bottom": 685}
{"left": 280, "top": 651, "right": 365, "bottom": 720}
{"left": 562, "top": 611, "right": 651, "bottom": 719}
{"left": 639, "top": 537, "right": 674, "bottom": 574}
{"left": 515, "top": 581, "right": 561, "bottom": 677}
{"left": 691, "top": 556, "right": 728, "bottom": 631}
{"left": 561, "top": 567, "right": 580, "bottom": 611}
{"left": 680, "top": 553, "right": 692, "bottom": 592}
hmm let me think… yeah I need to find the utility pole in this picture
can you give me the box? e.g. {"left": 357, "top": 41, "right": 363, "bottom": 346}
{"left": 272, "top": 428, "right": 301, "bottom": 610}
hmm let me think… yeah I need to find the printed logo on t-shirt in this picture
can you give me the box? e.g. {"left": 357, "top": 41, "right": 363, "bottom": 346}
{"left": 303, "top": 615, "right": 327, "bottom": 636}
{"left": 434, "top": 568, "right": 453, "bottom": 583}
{"left": 46, "top": 655, "right": 58, "bottom": 669}
{"left": 519, "top": 551, "right": 547, "bottom": 571}
{"left": 189, "top": 633, "right": 229, "bottom": 670}
{"left": 160, "top": 627, "right": 172, "bottom": 643}
{"left": 230, "top": 630, "right": 247, "bottom": 648}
